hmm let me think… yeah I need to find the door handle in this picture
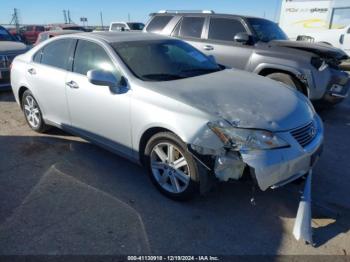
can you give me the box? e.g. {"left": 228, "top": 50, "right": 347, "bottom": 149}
{"left": 66, "top": 80, "right": 79, "bottom": 89}
{"left": 28, "top": 68, "right": 36, "bottom": 75}
{"left": 203, "top": 45, "right": 214, "bottom": 51}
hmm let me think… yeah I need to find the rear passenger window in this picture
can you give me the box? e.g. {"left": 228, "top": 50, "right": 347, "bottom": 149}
{"left": 146, "top": 16, "right": 173, "bottom": 32}
{"left": 208, "top": 18, "right": 247, "bottom": 41}
{"left": 175, "top": 17, "right": 205, "bottom": 38}
{"left": 40, "top": 39, "right": 75, "bottom": 70}
{"left": 73, "top": 40, "right": 118, "bottom": 76}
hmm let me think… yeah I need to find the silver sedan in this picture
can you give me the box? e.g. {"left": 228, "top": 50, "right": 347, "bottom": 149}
{"left": 11, "top": 32, "right": 323, "bottom": 200}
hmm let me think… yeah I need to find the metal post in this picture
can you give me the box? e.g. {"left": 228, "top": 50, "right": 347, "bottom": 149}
{"left": 293, "top": 170, "right": 314, "bottom": 245}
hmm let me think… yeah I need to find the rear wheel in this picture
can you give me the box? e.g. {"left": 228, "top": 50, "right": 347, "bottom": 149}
{"left": 266, "top": 73, "right": 306, "bottom": 96}
{"left": 21, "top": 90, "right": 48, "bottom": 133}
{"left": 144, "top": 132, "right": 199, "bottom": 200}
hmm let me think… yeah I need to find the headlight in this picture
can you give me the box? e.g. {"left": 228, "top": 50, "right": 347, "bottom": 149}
{"left": 311, "top": 57, "right": 327, "bottom": 71}
{"left": 208, "top": 121, "right": 289, "bottom": 150}
{"left": 0, "top": 55, "right": 8, "bottom": 69}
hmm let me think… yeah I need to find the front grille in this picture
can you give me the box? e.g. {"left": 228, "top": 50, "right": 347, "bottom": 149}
{"left": 0, "top": 70, "right": 10, "bottom": 84}
{"left": 291, "top": 121, "right": 317, "bottom": 148}
{"left": 0, "top": 54, "right": 18, "bottom": 69}
{"left": 6, "top": 54, "right": 17, "bottom": 65}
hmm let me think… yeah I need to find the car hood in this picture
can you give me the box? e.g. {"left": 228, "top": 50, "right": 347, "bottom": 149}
{"left": 269, "top": 40, "right": 348, "bottom": 61}
{"left": 142, "top": 69, "right": 315, "bottom": 132}
{"left": 0, "top": 41, "right": 27, "bottom": 53}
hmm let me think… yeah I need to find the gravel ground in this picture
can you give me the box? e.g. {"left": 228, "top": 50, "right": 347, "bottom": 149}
{"left": 0, "top": 90, "right": 349, "bottom": 256}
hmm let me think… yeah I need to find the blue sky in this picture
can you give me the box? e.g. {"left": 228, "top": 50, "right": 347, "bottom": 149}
{"left": 1, "top": 0, "right": 282, "bottom": 26}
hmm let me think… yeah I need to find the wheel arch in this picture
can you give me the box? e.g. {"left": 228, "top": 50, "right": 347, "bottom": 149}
{"left": 257, "top": 67, "right": 309, "bottom": 96}
{"left": 138, "top": 126, "right": 181, "bottom": 165}
{"left": 18, "top": 86, "right": 29, "bottom": 109}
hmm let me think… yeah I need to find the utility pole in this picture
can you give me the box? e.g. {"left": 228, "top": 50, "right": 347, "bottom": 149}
{"left": 100, "top": 12, "right": 104, "bottom": 29}
{"left": 128, "top": 13, "right": 130, "bottom": 22}
{"left": 67, "top": 10, "right": 72, "bottom": 24}
{"left": 10, "top": 8, "right": 20, "bottom": 32}
{"left": 63, "top": 10, "right": 68, "bottom": 24}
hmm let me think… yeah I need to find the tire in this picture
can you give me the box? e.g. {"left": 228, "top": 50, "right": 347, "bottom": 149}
{"left": 266, "top": 73, "right": 306, "bottom": 96}
{"left": 144, "top": 132, "right": 199, "bottom": 200}
{"left": 21, "top": 90, "right": 49, "bottom": 133}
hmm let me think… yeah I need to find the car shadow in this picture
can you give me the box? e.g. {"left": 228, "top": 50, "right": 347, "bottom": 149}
{"left": 0, "top": 132, "right": 349, "bottom": 254}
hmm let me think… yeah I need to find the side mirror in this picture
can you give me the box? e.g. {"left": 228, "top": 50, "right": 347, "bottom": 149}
{"left": 234, "top": 32, "right": 250, "bottom": 44}
{"left": 87, "top": 69, "right": 119, "bottom": 87}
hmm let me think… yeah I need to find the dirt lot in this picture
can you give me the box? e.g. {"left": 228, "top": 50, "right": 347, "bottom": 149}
{"left": 0, "top": 90, "right": 350, "bottom": 256}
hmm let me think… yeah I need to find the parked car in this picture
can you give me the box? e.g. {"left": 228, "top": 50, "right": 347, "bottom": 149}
{"left": 11, "top": 32, "right": 323, "bottom": 199}
{"left": 296, "top": 25, "right": 350, "bottom": 57}
{"left": 0, "top": 26, "right": 27, "bottom": 90}
{"left": 15, "top": 25, "right": 46, "bottom": 44}
{"left": 109, "top": 22, "right": 145, "bottom": 32}
{"left": 34, "top": 30, "right": 82, "bottom": 45}
{"left": 47, "top": 23, "right": 87, "bottom": 32}
{"left": 144, "top": 11, "right": 350, "bottom": 105}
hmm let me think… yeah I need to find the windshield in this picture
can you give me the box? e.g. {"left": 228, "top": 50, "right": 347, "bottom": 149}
{"left": 248, "top": 18, "right": 288, "bottom": 42}
{"left": 127, "top": 23, "right": 145, "bottom": 31}
{"left": 112, "top": 39, "right": 222, "bottom": 81}
{"left": 0, "top": 27, "right": 15, "bottom": 41}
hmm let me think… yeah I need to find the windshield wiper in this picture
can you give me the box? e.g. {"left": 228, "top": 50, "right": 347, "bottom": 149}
{"left": 141, "top": 73, "right": 185, "bottom": 81}
{"left": 179, "top": 68, "right": 220, "bottom": 76}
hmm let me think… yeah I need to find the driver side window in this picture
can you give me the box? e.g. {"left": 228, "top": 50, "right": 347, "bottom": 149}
{"left": 73, "top": 40, "right": 120, "bottom": 78}
{"left": 208, "top": 18, "right": 247, "bottom": 42}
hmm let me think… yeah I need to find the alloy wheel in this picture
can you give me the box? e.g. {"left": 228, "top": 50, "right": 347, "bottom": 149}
{"left": 150, "top": 142, "right": 191, "bottom": 194}
{"left": 23, "top": 95, "right": 41, "bottom": 128}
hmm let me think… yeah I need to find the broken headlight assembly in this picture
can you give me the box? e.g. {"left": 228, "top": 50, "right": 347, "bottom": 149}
{"left": 208, "top": 121, "right": 289, "bottom": 150}
{"left": 311, "top": 57, "right": 328, "bottom": 71}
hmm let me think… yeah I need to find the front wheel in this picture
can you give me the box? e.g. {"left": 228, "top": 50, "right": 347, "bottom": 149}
{"left": 266, "top": 73, "right": 306, "bottom": 96}
{"left": 144, "top": 132, "right": 199, "bottom": 200}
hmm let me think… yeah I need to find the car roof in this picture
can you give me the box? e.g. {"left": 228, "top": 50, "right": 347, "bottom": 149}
{"left": 70, "top": 31, "right": 171, "bottom": 43}
{"left": 44, "top": 30, "right": 82, "bottom": 35}
{"left": 150, "top": 12, "right": 262, "bottom": 20}
{"left": 40, "top": 30, "right": 82, "bottom": 36}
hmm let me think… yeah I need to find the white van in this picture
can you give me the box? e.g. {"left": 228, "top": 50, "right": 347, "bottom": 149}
{"left": 109, "top": 22, "right": 145, "bottom": 32}
{"left": 297, "top": 25, "right": 350, "bottom": 56}
{"left": 279, "top": 0, "right": 350, "bottom": 56}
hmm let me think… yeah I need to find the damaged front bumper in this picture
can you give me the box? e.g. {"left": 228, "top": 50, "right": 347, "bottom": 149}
{"left": 309, "top": 67, "right": 349, "bottom": 104}
{"left": 189, "top": 115, "right": 324, "bottom": 191}
{"left": 322, "top": 69, "right": 350, "bottom": 104}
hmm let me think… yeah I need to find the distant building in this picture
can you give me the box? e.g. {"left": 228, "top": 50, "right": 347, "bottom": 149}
{"left": 279, "top": 0, "right": 350, "bottom": 39}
